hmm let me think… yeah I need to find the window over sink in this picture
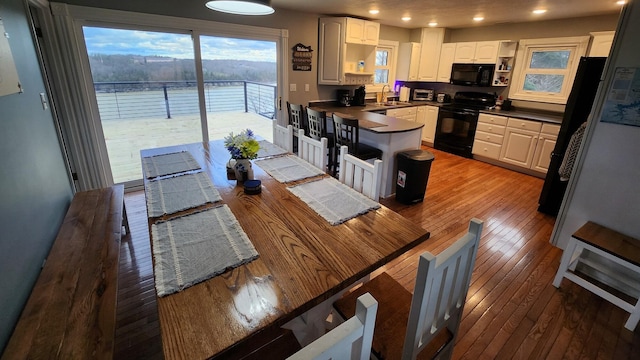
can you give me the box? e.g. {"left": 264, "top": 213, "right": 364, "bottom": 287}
{"left": 366, "top": 40, "right": 398, "bottom": 94}
{"left": 509, "top": 36, "right": 589, "bottom": 104}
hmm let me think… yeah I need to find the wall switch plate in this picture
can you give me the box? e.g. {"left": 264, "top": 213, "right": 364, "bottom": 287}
{"left": 289, "top": 83, "right": 296, "bottom": 92}
{"left": 305, "top": 84, "right": 309, "bottom": 92}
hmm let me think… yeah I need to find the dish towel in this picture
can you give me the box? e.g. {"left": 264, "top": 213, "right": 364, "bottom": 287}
{"left": 145, "top": 171, "right": 222, "bottom": 217}
{"left": 255, "top": 154, "right": 325, "bottom": 183}
{"left": 287, "top": 177, "right": 381, "bottom": 225}
{"left": 141, "top": 151, "right": 201, "bottom": 179}
{"left": 558, "top": 122, "right": 587, "bottom": 181}
{"left": 151, "top": 205, "right": 259, "bottom": 297}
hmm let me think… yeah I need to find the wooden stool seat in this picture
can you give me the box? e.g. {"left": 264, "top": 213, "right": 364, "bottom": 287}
{"left": 553, "top": 221, "right": 640, "bottom": 331}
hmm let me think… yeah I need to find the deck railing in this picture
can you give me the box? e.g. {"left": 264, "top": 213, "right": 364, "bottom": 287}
{"left": 93, "top": 80, "right": 277, "bottom": 120}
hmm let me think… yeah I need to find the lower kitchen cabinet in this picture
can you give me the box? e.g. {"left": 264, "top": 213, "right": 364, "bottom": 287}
{"left": 473, "top": 114, "right": 560, "bottom": 176}
{"left": 386, "top": 106, "right": 417, "bottom": 122}
{"left": 416, "top": 105, "right": 438, "bottom": 144}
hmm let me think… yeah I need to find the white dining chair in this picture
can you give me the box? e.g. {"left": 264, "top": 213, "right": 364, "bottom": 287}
{"left": 287, "top": 293, "right": 378, "bottom": 360}
{"left": 298, "top": 129, "right": 328, "bottom": 172}
{"left": 338, "top": 145, "right": 382, "bottom": 202}
{"left": 273, "top": 122, "right": 294, "bottom": 153}
{"left": 334, "top": 219, "right": 483, "bottom": 360}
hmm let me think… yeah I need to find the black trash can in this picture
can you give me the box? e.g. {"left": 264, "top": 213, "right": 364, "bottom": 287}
{"left": 396, "top": 149, "right": 435, "bottom": 204}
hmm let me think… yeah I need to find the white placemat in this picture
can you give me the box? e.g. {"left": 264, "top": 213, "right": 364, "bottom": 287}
{"left": 141, "top": 151, "right": 201, "bottom": 179}
{"left": 255, "top": 155, "right": 325, "bottom": 183}
{"left": 145, "top": 172, "right": 222, "bottom": 217}
{"left": 257, "top": 140, "right": 288, "bottom": 158}
{"left": 287, "top": 177, "right": 381, "bottom": 225}
{"left": 151, "top": 205, "right": 259, "bottom": 297}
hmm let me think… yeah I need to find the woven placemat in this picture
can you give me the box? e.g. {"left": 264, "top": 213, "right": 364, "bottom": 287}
{"left": 141, "top": 151, "right": 201, "bottom": 179}
{"left": 145, "top": 172, "right": 221, "bottom": 217}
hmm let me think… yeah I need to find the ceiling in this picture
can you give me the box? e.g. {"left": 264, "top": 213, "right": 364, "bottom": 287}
{"left": 271, "top": 0, "right": 624, "bottom": 29}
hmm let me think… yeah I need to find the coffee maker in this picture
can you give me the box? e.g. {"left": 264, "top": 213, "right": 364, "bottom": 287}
{"left": 336, "top": 89, "right": 351, "bottom": 107}
{"left": 352, "top": 86, "right": 366, "bottom": 106}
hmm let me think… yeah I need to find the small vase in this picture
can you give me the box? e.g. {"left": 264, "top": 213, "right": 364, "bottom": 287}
{"left": 234, "top": 158, "right": 254, "bottom": 183}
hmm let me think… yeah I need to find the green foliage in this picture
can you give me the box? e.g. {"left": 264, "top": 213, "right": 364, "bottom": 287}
{"left": 88, "top": 54, "right": 276, "bottom": 83}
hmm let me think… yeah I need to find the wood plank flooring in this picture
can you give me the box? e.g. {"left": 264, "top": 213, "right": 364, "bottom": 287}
{"left": 114, "top": 147, "right": 640, "bottom": 359}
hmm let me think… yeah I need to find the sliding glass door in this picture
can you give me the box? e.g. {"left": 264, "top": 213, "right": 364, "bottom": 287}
{"left": 80, "top": 25, "right": 282, "bottom": 188}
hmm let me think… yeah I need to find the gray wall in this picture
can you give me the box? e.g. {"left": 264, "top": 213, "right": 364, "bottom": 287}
{"left": 552, "top": 3, "right": 640, "bottom": 249}
{"left": 0, "top": 0, "right": 73, "bottom": 353}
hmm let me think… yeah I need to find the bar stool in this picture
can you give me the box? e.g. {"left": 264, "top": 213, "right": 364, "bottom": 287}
{"left": 332, "top": 113, "right": 382, "bottom": 176}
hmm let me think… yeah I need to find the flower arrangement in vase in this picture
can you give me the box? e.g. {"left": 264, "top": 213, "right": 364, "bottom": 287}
{"left": 224, "top": 129, "right": 260, "bottom": 182}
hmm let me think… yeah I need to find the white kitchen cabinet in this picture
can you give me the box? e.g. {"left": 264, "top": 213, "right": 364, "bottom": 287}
{"left": 345, "top": 18, "right": 380, "bottom": 45}
{"left": 437, "top": 43, "right": 456, "bottom": 83}
{"left": 396, "top": 42, "right": 421, "bottom": 81}
{"left": 453, "top": 41, "right": 500, "bottom": 64}
{"left": 472, "top": 113, "right": 508, "bottom": 159}
{"left": 500, "top": 127, "right": 539, "bottom": 168}
{"left": 531, "top": 123, "right": 560, "bottom": 173}
{"left": 588, "top": 31, "right": 615, "bottom": 57}
{"left": 318, "top": 17, "right": 377, "bottom": 85}
{"left": 386, "top": 106, "right": 417, "bottom": 122}
{"left": 416, "top": 105, "right": 438, "bottom": 144}
{"left": 417, "top": 28, "right": 445, "bottom": 81}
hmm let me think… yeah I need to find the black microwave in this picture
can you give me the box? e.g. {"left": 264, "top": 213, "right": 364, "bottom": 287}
{"left": 450, "top": 63, "right": 495, "bottom": 87}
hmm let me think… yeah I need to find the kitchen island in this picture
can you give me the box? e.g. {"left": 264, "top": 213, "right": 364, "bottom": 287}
{"left": 309, "top": 103, "right": 424, "bottom": 198}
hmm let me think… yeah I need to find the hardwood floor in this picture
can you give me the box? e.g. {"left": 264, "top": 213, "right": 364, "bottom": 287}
{"left": 114, "top": 147, "right": 640, "bottom": 359}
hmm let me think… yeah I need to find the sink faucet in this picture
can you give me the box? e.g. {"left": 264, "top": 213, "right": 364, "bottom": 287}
{"left": 381, "top": 85, "right": 390, "bottom": 104}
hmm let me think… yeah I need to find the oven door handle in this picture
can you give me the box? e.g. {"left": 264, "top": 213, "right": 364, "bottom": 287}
{"left": 444, "top": 110, "right": 477, "bottom": 117}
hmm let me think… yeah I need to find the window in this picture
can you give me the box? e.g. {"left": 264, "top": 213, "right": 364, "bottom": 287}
{"left": 509, "top": 37, "right": 589, "bottom": 104}
{"left": 366, "top": 40, "right": 398, "bottom": 94}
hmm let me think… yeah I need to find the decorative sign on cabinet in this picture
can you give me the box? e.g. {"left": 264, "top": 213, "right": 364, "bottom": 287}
{"left": 318, "top": 17, "right": 379, "bottom": 85}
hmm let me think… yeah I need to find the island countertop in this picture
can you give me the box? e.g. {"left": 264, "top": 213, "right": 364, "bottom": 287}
{"left": 308, "top": 104, "right": 424, "bottom": 133}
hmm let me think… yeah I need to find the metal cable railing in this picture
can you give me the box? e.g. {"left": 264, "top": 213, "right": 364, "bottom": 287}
{"left": 94, "top": 80, "right": 277, "bottom": 120}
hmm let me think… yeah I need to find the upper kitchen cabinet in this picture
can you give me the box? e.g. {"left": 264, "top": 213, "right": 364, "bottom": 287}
{"left": 453, "top": 41, "right": 500, "bottom": 64}
{"left": 396, "top": 42, "right": 421, "bottom": 81}
{"left": 436, "top": 43, "right": 456, "bottom": 83}
{"left": 345, "top": 18, "right": 380, "bottom": 45}
{"left": 588, "top": 31, "right": 615, "bottom": 57}
{"left": 318, "top": 17, "right": 378, "bottom": 85}
{"left": 417, "top": 28, "right": 445, "bottom": 81}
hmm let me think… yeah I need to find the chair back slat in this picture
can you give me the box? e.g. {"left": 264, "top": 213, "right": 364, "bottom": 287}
{"left": 273, "top": 122, "right": 293, "bottom": 153}
{"left": 287, "top": 102, "right": 306, "bottom": 133}
{"left": 333, "top": 113, "right": 359, "bottom": 154}
{"left": 298, "top": 129, "right": 328, "bottom": 171}
{"left": 306, "top": 108, "right": 327, "bottom": 140}
{"left": 338, "top": 145, "right": 382, "bottom": 201}
{"left": 287, "top": 293, "right": 378, "bottom": 360}
{"left": 402, "top": 219, "right": 483, "bottom": 360}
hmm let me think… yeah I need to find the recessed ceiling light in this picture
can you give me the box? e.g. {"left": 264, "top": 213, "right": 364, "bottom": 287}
{"left": 473, "top": 16, "right": 484, "bottom": 21}
{"left": 428, "top": 22, "right": 438, "bottom": 27}
{"left": 532, "top": 9, "right": 547, "bottom": 14}
{"left": 402, "top": 16, "right": 412, "bottom": 21}
{"left": 616, "top": 0, "right": 626, "bottom": 5}
{"left": 369, "top": 9, "right": 379, "bottom": 15}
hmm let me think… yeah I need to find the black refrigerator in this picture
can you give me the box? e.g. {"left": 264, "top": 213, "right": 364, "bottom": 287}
{"left": 538, "top": 56, "right": 607, "bottom": 215}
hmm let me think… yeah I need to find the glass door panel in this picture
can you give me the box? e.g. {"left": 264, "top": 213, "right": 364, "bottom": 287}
{"left": 198, "top": 35, "right": 277, "bottom": 142}
{"left": 83, "top": 26, "right": 201, "bottom": 184}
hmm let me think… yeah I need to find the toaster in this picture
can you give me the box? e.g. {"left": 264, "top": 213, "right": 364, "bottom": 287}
{"left": 413, "top": 89, "right": 434, "bottom": 101}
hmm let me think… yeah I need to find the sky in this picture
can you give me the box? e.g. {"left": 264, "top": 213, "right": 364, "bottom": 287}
{"left": 82, "top": 27, "right": 277, "bottom": 62}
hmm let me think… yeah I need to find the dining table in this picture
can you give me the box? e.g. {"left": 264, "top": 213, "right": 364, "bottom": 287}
{"left": 140, "top": 139, "right": 430, "bottom": 359}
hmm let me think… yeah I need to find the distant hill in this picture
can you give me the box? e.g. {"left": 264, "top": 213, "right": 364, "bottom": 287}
{"left": 88, "top": 54, "right": 276, "bottom": 83}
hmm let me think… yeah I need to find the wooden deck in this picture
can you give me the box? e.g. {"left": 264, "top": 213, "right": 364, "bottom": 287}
{"left": 114, "top": 147, "right": 640, "bottom": 359}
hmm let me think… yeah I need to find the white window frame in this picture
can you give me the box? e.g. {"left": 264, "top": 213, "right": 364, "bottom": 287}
{"left": 509, "top": 36, "right": 589, "bottom": 104}
{"left": 366, "top": 40, "right": 398, "bottom": 94}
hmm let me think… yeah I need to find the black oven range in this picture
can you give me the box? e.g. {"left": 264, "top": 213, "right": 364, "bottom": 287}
{"left": 434, "top": 92, "right": 497, "bottom": 158}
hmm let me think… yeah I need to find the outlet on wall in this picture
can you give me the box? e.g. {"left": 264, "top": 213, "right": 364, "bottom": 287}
{"left": 289, "top": 83, "right": 297, "bottom": 92}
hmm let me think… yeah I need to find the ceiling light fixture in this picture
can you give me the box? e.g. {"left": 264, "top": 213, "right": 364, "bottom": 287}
{"left": 402, "top": 16, "right": 412, "bottom": 21}
{"left": 616, "top": 0, "right": 626, "bottom": 5}
{"left": 205, "top": 0, "right": 274, "bottom": 15}
{"left": 428, "top": 22, "right": 438, "bottom": 27}
{"left": 532, "top": 9, "right": 547, "bottom": 14}
{"left": 369, "top": 9, "right": 380, "bottom": 15}
{"left": 473, "top": 16, "right": 484, "bottom": 21}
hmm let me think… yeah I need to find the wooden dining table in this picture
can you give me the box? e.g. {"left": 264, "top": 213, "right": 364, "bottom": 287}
{"left": 140, "top": 140, "right": 430, "bottom": 360}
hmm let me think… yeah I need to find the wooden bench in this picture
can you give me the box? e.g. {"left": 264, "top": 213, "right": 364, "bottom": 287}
{"left": 2, "top": 185, "right": 128, "bottom": 359}
{"left": 553, "top": 221, "right": 640, "bottom": 331}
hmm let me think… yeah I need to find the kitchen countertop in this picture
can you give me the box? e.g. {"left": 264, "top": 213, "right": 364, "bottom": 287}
{"left": 480, "top": 108, "right": 564, "bottom": 124}
{"left": 308, "top": 103, "right": 425, "bottom": 134}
